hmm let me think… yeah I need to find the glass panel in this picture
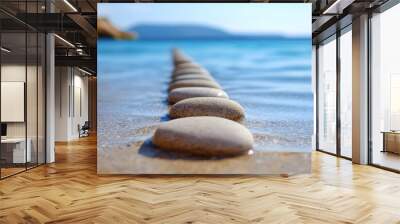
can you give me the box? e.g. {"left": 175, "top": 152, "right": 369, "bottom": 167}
{"left": 1, "top": 30, "right": 27, "bottom": 177}
{"left": 38, "top": 33, "right": 45, "bottom": 165}
{"left": 0, "top": 0, "right": 46, "bottom": 178}
{"left": 340, "top": 29, "right": 352, "bottom": 158}
{"left": 371, "top": 4, "right": 400, "bottom": 171}
{"left": 318, "top": 36, "right": 337, "bottom": 154}
{"left": 27, "top": 30, "right": 38, "bottom": 169}
{"left": 26, "top": 0, "right": 39, "bottom": 169}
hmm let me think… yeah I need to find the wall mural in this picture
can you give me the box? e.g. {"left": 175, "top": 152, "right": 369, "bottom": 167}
{"left": 97, "top": 3, "right": 313, "bottom": 174}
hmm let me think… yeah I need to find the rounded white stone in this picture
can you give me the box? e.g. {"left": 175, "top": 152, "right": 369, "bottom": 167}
{"left": 152, "top": 116, "right": 254, "bottom": 157}
{"left": 171, "top": 74, "right": 214, "bottom": 82}
{"left": 169, "top": 80, "right": 221, "bottom": 92}
{"left": 172, "top": 68, "right": 209, "bottom": 77}
{"left": 168, "top": 87, "right": 229, "bottom": 104}
{"left": 174, "top": 62, "right": 202, "bottom": 70}
{"left": 170, "top": 97, "right": 245, "bottom": 121}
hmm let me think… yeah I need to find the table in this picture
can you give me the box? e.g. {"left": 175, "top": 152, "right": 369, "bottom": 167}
{"left": 1, "top": 138, "right": 31, "bottom": 163}
{"left": 382, "top": 131, "right": 400, "bottom": 154}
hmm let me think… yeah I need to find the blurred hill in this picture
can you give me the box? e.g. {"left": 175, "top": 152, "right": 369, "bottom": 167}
{"left": 130, "top": 24, "right": 229, "bottom": 40}
{"left": 128, "top": 24, "right": 286, "bottom": 40}
{"left": 98, "top": 18, "right": 136, "bottom": 40}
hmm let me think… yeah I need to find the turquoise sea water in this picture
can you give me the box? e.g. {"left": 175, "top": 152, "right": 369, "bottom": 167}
{"left": 98, "top": 39, "right": 313, "bottom": 152}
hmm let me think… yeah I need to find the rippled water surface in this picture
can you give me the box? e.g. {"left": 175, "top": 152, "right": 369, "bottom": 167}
{"left": 98, "top": 39, "right": 313, "bottom": 152}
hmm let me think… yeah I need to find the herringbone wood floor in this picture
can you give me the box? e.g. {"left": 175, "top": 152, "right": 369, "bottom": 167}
{"left": 1, "top": 135, "right": 400, "bottom": 224}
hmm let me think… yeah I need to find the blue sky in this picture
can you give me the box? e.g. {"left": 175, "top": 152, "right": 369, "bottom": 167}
{"left": 98, "top": 4, "right": 311, "bottom": 37}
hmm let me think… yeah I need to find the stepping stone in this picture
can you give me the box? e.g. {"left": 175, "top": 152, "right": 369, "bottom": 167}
{"left": 152, "top": 116, "right": 253, "bottom": 157}
{"left": 170, "top": 97, "right": 245, "bottom": 121}
{"left": 174, "top": 62, "right": 202, "bottom": 70}
{"left": 172, "top": 68, "right": 209, "bottom": 77}
{"left": 171, "top": 74, "right": 214, "bottom": 82}
{"left": 173, "top": 51, "right": 192, "bottom": 65}
{"left": 169, "top": 80, "right": 221, "bottom": 92}
{"left": 172, "top": 70, "right": 211, "bottom": 78}
{"left": 174, "top": 57, "right": 192, "bottom": 66}
{"left": 168, "top": 87, "right": 228, "bottom": 104}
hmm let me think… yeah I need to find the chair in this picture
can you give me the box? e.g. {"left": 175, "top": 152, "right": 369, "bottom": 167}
{"left": 79, "top": 121, "right": 90, "bottom": 138}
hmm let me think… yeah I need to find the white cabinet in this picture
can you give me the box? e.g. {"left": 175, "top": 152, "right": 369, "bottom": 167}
{"left": 1, "top": 138, "right": 31, "bottom": 163}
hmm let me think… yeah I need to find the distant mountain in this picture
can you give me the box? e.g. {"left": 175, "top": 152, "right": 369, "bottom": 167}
{"left": 129, "top": 24, "right": 286, "bottom": 40}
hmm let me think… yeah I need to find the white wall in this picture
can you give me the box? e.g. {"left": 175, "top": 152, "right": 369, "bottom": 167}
{"left": 1, "top": 65, "right": 26, "bottom": 139}
{"left": 1, "top": 65, "right": 41, "bottom": 138}
{"left": 54, "top": 67, "right": 89, "bottom": 141}
{"left": 55, "top": 66, "right": 70, "bottom": 141}
{"left": 1, "top": 63, "right": 46, "bottom": 164}
{"left": 72, "top": 73, "right": 89, "bottom": 137}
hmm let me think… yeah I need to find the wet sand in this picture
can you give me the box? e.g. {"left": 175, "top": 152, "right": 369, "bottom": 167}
{"left": 98, "top": 138, "right": 310, "bottom": 175}
{"left": 98, "top": 111, "right": 310, "bottom": 174}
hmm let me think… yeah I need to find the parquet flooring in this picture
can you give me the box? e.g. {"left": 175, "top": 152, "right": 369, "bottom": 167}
{"left": 1, "top": 135, "right": 400, "bottom": 223}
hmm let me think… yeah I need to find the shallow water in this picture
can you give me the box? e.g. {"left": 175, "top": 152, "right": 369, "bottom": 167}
{"left": 98, "top": 39, "right": 313, "bottom": 152}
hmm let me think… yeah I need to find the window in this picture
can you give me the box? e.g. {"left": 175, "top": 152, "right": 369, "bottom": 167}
{"left": 370, "top": 3, "right": 400, "bottom": 171}
{"left": 339, "top": 28, "right": 352, "bottom": 158}
{"left": 317, "top": 36, "right": 337, "bottom": 154}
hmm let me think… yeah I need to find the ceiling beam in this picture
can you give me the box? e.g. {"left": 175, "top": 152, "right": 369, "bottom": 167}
{"left": 322, "top": 0, "right": 356, "bottom": 14}
{"left": 14, "top": 13, "right": 81, "bottom": 32}
{"left": 67, "top": 13, "right": 97, "bottom": 38}
{"left": 67, "top": 13, "right": 97, "bottom": 46}
{"left": 55, "top": 55, "right": 96, "bottom": 73}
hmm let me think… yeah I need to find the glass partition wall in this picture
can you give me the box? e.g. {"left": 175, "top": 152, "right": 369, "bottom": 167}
{"left": 316, "top": 27, "right": 352, "bottom": 159}
{"left": 0, "top": 30, "right": 27, "bottom": 177}
{"left": 0, "top": 2, "right": 46, "bottom": 179}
